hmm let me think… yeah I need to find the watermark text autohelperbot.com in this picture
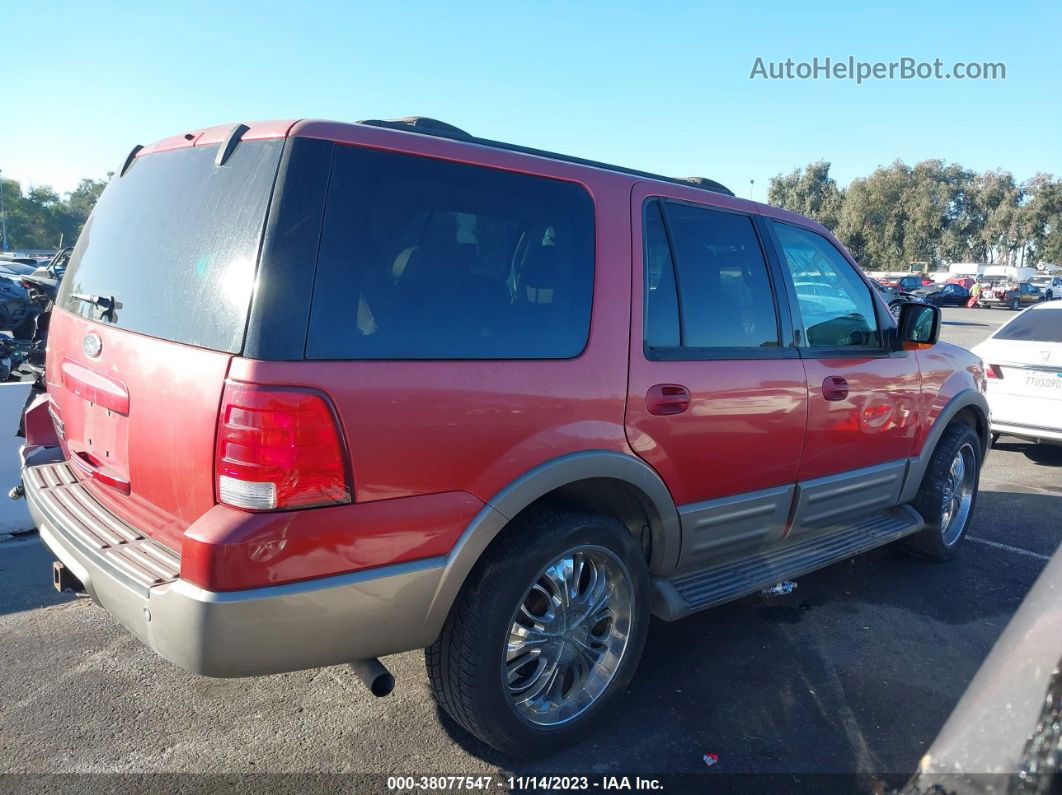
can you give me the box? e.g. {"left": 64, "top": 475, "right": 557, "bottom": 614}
{"left": 750, "top": 56, "right": 1005, "bottom": 84}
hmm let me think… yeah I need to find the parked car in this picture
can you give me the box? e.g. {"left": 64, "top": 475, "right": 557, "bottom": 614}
{"left": 978, "top": 280, "right": 1043, "bottom": 310}
{"left": 907, "top": 540, "right": 1062, "bottom": 793}
{"left": 1030, "top": 274, "right": 1062, "bottom": 300}
{"left": 18, "top": 117, "right": 990, "bottom": 757}
{"left": 874, "top": 282, "right": 922, "bottom": 318}
{"left": 914, "top": 282, "right": 971, "bottom": 307}
{"left": 894, "top": 275, "right": 931, "bottom": 292}
{"left": 972, "top": 301, "right": 1062, "bottom": 445}
{"left": 0, "top": 261, "right": 40, "bottom": 276}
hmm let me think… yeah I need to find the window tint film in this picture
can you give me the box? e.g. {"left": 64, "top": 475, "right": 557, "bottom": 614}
{"left": 662, "top": 202, "right": 779, "bottom": 349}
{"left": 995, "top": 306, "right": 1062, "bottom": 343}
{"left": 772, "top": 222, "right": 879, "bottom": 348}
{"left": 307, "top": 146, "right": 595, "bottom": 359}
{"left": 59, "top": 141, "right": 283, "bottom": 352}
{"left": 643, "top": 201, "right": 680, "bottom": 348}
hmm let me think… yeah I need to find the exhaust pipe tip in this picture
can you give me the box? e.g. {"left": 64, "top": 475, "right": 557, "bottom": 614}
{"left": 350, "top": 658, "right": 395, "bottom": 697}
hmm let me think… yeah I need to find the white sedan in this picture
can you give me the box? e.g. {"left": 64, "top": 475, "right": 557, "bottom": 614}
{"left": 973, "top": 301, "right": 1062, "bottom": 445}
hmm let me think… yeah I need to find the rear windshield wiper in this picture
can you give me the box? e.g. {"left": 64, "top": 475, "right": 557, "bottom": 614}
{"left": 70, "top": 293, "right": 120, "bottom": 322}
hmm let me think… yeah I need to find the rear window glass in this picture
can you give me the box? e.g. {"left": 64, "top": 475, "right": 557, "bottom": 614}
{"left": 59, "top": 141, "right": 283, "bottom": 352}
{"left": 306, "top": 145, "right": 595, "bottom": 359}
{"left": 995, "top": 307, "right": 1062, "bottom": 343}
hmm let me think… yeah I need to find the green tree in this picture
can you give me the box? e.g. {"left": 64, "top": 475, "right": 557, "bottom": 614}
{"left": 767, "top": 161, "right": 845, "bottom": 231}
{"left": 0, "top": 173, "right": 110, "bottom": 250}
{"left": 1021, "top": 174, "right": 1062, "bottom": 266}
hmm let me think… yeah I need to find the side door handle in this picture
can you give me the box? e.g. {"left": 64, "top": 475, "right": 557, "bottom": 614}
{"left": 822, "top": 376, "right": 850, "bottom": 402}
{"left": 646, "top": 384, "right": 690, "bottom": 416}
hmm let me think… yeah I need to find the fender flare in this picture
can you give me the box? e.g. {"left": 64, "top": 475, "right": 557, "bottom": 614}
{"left": 421, "top": 451, "right": 680, "bottom": 638}
{"left": 899, "top": 389, "right": 991, "bottom": 504}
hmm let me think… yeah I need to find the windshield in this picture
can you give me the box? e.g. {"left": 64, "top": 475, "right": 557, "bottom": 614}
{"left": 994, "top": 306, "right": 1062, "bottom": 343}
{"left": 58, "top": 140, "right": 283, "bottom": 353}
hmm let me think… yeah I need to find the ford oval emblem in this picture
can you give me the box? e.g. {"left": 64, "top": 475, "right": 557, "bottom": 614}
{"left": 83, "top": 333, "right": 102, "bottom": 358}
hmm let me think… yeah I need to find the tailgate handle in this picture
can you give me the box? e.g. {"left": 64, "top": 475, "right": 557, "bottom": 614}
{"left": 61, "top": 360, "right": 129, "bottom": 415}
{"left": 71, "top": 451, "right": 131, "bottom": 496}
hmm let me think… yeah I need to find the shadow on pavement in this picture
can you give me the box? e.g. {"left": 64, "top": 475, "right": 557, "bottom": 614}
{"left": 993, "top": 440, "right": 1062, "bottom": 468}
{"left": 436, "top": 492, "right": 1057, "bottom": 777}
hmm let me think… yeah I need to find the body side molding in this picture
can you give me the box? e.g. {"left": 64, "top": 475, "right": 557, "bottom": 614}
{"left": 789, "top": 460, "right": 908, "bottom": 535}
{"left": 676, "top": 484, "right": 794, "bottom": 570}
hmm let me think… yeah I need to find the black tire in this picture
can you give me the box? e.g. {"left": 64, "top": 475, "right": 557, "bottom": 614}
{"left": 903, "top": 422, "right": 982, "bottom": 561}
{"left": 425, "top": 504, "right": 650, "bottom": 757}
{"left": 991, "top": 433, "right": 1001, "bottom": 446}
{"left": 1010, "top": 297, "right": 1021, "bottom": 311}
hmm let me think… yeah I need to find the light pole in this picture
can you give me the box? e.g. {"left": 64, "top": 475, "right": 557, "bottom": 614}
{"left": 0, "top": 169, "right": 8, "bottom": 251}
{"left": 749, "top": 178, "right": 756, "bottom": 202}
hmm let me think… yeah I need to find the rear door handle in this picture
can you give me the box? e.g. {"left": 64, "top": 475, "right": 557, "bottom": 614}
{"left": 822, "top": 376, "right": 850, "bottom": 402}
{"left": 646, "top": 384, "right": 690, "bottom": 416}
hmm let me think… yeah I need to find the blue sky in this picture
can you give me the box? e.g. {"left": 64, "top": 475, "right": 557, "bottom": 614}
{"left": 3, "top": 0, "right": 1059, "bottom": 198}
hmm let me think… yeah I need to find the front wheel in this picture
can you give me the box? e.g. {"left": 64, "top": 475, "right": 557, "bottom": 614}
{"left": 1010, "top": 297, "right": 1021, "bottom": 310}
{"left": 904, "top": 422, "right": 982, "bottom": 561}
{"left": 426, "top": 505, "right": 650, "bottom": 757}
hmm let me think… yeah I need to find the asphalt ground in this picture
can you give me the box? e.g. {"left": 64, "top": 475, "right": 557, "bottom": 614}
{"left": 1, "top": 306, "right": 1058, "bottom": 793}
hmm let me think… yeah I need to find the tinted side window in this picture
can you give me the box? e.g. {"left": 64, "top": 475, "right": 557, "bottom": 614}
{"left": 660, "top": 202, "right": 779, "bottom": 349}
{"left": 307, "top": 146, "right": 595, "bottom": 359}
{"left": 772, "top": 222, "right": 880, "bottom": 349}
{"left": 643, "top": 201, "right": 680, "bottom": 348}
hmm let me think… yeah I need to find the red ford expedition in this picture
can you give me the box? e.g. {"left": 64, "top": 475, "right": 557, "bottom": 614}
{"left": 20, "top": 117, "right": 990, "bottom": 757}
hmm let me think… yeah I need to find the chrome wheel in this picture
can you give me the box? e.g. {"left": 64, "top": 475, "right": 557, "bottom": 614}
{"left": 503, "top": 546, "right": 634, "bottom": 727}
{"left": 941, "top": 442, "right": 976, "bottom": 546}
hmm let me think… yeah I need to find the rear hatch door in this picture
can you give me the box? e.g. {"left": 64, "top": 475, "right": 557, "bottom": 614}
{"left": 46, "top": 137, "right": 284, "bottom": 549}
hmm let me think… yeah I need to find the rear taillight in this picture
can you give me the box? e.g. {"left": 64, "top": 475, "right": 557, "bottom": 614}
{"left": 985, "top": 364, "right": 1004, "bottom": 379}
{"left": 214, "top": 380, "right": 351, "bottom": 511}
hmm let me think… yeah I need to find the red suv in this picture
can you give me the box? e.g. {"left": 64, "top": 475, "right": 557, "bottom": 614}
{"left": 21, "top": 117, "right": 990, "bottom": 757}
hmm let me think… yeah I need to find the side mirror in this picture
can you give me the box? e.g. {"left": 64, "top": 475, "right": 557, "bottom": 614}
{"left": 897, "top": 302, "right": 941, "bottom": 350}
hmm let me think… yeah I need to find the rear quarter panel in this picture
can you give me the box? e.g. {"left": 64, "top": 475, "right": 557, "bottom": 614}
{"left": 228, "top": 161, "right": 636, "bottom": 508}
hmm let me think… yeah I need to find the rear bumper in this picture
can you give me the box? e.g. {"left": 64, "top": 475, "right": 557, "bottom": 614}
{"left": 23, "top": 451, "right": 446, "bottom": 677}
{"left": 991, "top": 420, "right": 1062, "bottom": 444}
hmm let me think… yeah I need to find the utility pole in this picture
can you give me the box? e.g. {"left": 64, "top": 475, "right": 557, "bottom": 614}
{"left": 749, "top": 179, "right": 755, "bottom": 202}
{"left": 0, "top": 169, "right": 8, "bottom": 251}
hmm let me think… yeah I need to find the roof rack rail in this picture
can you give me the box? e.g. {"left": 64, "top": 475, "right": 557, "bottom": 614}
{"left": 358, "top": 117, "right": 472, "bottom": 139}
{"left": 354, "top": 117, "right": 735, "bottom": 198}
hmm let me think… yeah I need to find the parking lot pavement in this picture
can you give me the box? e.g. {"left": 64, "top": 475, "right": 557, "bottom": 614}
{"left": 1, "top": 305, "right": 1058, "bottom": 787}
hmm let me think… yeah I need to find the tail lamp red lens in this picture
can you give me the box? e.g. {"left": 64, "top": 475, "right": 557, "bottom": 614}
{"left": 985, "top": 364, "right": 1003, "bottom": 379}
{"left": 214, "top": 381, "right": 351, "bottom": 511}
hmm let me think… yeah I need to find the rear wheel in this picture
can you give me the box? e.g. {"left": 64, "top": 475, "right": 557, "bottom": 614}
{"left": 904, "top": 422, "right": 982, "bottom": 561}
{"left": 425, "top": 505, "right": 649, "bottom": 757}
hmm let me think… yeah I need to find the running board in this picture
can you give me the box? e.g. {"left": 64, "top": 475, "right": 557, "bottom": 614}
{"left": 652, "top": 505, "right": 924, "bottom": 621}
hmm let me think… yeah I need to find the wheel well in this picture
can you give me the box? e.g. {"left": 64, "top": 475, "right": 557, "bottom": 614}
{"left": 508, "top": 478, "right": 662, "bottom": 565}
{"left": 953, "top": 405, "right": 989, "bottom": 457}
